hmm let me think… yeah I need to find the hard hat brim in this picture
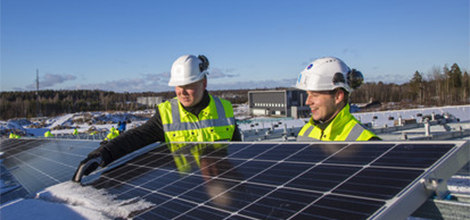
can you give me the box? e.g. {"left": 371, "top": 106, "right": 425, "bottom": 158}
{"left": 168, "top": 71, "right": 207, "bottom": 87}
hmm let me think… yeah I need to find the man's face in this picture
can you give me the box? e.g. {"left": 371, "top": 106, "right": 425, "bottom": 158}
{"left": 305, "top": 90, "right": 343, "bottom": 123}
{"left": 175, "top": 79, "right": 207, "bottom": 107}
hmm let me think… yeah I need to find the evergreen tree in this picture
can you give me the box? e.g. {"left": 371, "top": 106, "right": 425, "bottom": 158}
{"left": 409, "top": 71, "right": 424, "bottom": 103}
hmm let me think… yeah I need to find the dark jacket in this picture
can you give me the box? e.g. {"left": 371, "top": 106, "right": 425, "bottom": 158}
{"left": 94, "top": 90, "right": 241, "bottom": 166}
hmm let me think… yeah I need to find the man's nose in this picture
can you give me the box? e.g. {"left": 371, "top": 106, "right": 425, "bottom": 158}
{"left": 305, "top": 97, "right": 312, "bottom": 105}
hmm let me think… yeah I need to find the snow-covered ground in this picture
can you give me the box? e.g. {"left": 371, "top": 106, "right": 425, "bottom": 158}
{"left": 1, "top": 104, "right": 469, "bottom": 220}
{"left": 2, "top": 104, "right": 469, "bottom": 139}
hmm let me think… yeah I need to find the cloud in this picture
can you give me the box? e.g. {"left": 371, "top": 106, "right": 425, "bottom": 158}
{"left": 208, "top": 68, "right": 239, "bottom": 79}
{"left": 366, "top": 73, "right": 411, "bottom": 85}
{"left": 71, "top": 78, "right": 170, "bottom": 93}
{"left": 71, "top": 76, "right": 298, "bottom": 93}
{"left": 208, "top": 78, "right": 298, "bottom": 91}
{"left": 71, "top": 68, "right": 242, "bottom": 92}
{"left": 30, "top": 68, "right": 292, "bottom": 93}
{"left": 69, "top": 72, "right": 173, "bottom": 92}
{"left": 25, "top": 73, "right": 77, "bottom": 90}
{"left": 140, "top": 72, "right": 170, "bottom": 82}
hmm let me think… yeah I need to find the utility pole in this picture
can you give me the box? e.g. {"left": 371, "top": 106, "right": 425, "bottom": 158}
{"left": 36, "top": 69, "right": 42, "bottom": 117}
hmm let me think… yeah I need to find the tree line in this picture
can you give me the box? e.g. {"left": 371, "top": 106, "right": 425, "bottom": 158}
{"left": 351, "top": 63, "right": 469, "bottom": 106}
{"left": 1, "top": 63, "right": 468, "bottom": 120}
{"left": 0, "top": 89, "right": 250, "bottom": 120}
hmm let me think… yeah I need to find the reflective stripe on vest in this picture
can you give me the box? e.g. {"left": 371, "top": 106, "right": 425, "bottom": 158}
{"left": 345, "top": 123, "right": 367, "bottom": 140}
{"left": 297, "top": 123, "right": 370, "bottom": 141}
{"left": 297, "top": 126, "right": 319, "bottom": 142}
{"left": 162, "top": 97, "right": 235, "bottom": 132}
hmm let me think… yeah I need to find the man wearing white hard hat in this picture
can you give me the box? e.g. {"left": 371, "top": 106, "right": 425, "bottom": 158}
{"left": 295, "top": 57, "right": 380, "bottom": 141}
{"left": 73, "top": 55, "right": 241, "bottom": 182}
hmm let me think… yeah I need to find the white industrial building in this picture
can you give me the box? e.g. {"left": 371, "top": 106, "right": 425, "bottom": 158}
{"left": 137, "top": 96, "right": 163, "bottom": 108}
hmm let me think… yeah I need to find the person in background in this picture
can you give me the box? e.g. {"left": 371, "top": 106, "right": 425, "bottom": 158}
{"left": 44, "top": 130, "right": 53, "bottom": 138}
{"left": 73, "top": 128, "right": 79, "bottom": 135}
{"left": 104, "top": 127, "right": 119, "bottom": 141}
{"left": 294, "top": 57, "right": 380, "bottom": 141}
{"left": 73, "top": 54, "right": 241, "bottom": 182}
{"left": 9, "top": 131, "right": 21, "bottom": 139}
{"left": 118, "top": 121, "right": 126, "bottom": 134}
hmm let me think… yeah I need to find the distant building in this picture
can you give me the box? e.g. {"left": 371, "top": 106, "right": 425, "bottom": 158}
{"left": 220, "top": 92, "right": 239, "bottom": 99}
{"left": 137, "top": 96, "right": 163, "bottom": 107}
{"left": 248, "top": 89, "right": 310, "bottom": 118}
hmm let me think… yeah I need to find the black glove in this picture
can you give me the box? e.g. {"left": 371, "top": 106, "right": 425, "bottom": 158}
{"left": 72, "top": 152, "right": 103, "bottom": 183}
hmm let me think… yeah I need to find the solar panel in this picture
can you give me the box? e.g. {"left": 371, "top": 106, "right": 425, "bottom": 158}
{"left": 0, "top": 138, "right": 99, "bottom": 200}
{"left": 80, "top": 140, "right": 469, "bottom": 220}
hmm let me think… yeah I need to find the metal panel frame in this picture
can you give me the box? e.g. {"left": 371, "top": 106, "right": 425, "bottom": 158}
{"left": 366, "top": 140, "right": 470, "bottom": 220}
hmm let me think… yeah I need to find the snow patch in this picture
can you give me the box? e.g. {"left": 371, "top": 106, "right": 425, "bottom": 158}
{"left": 447, "top": 175, "right": 470, "bottom": 194}
{"left": 1, "top": 181, "right": 154, "bottom": 220}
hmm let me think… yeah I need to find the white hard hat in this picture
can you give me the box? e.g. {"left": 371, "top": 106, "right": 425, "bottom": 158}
{"left": 168, "top": 55, "right": 209, "bottom": 86}
{"left": 294, "top": 57, "right": 363, "bottom": 92}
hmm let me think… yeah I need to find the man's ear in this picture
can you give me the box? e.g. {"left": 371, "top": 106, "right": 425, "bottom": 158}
{"left": 334, "top": 89, "right": 345, "bottom": 105}
{"left": 202, "top": 78, "right": 207, "bottom": 89}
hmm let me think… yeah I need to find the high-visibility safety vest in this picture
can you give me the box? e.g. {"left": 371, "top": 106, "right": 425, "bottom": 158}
{"left": 44, "top": 131, "right": 53, "bottom": 137}
{"left": 105, "top": 127, "right": 119, "bottom": 141}
{"left": 158, "top": 95, "right": 236, "bottom": 143}
{"left": 9, "top": 133, "right": 20, "bottom": 139}
{"left": 297, "top": 104, "right": 379, "bottom": 141}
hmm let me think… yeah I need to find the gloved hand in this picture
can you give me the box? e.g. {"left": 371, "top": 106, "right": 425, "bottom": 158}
{"left": 72, "top": 152, "right": 103, "bottom": 183}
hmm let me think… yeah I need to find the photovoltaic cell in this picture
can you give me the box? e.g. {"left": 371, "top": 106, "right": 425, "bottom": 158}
{"left": 295, "top": 194, "right": 384, "bottom": 220}
{"left": 333, "top": 167, "right": 423, "bottom": 200}
{"left": 0, "top": 138, "right": 98, "bottom": 199}
{"left": 285, "top": 165, "right": 361, "bottom": 192}
{"left": 324, "top": 143, "right": 394, "bottom": 165}
{"left": 285, "top": 143, "right": 348, "bottom": 163}
{"left": 372, "top": 143, "right": 455, "bottom": 168}
{"left": 81, "top": 141, "right": 469, "bottom": 220}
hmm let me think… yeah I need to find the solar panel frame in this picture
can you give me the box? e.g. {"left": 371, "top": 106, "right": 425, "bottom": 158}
{"left": 78, "top": 140, "right": 469, "bottom": 220}
{"left": 370, "top": 140, "right": 470, "bottom": 220}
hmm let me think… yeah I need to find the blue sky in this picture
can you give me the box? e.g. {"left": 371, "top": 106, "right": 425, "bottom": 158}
{"left": 1, "top": 0, "right": 468, "bottom": 92}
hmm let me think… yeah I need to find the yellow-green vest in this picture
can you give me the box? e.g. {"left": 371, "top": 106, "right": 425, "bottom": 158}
{"left": 158, "top": 95, "right": 236, "bottom": 143}
{"left": 44, "top": 131, "right": 53, "bottom": 137}
{"left": 297, "top": 104, "right": 379, "bottom": 141}
{"left": 9, "top": 133, "right": 20, "bottom": 139}
{"left": 105, "top": 127, "right": 120, "bottom": 141}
